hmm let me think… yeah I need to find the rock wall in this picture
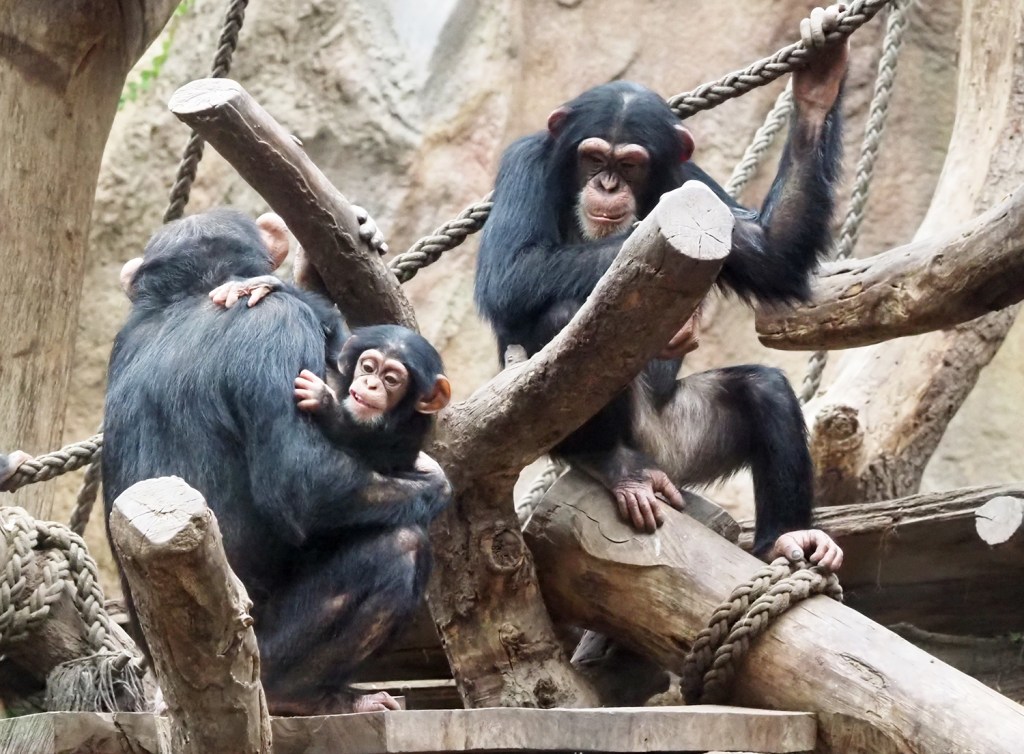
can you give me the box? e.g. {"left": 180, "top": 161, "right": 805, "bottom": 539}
{"left": 40, "top": 0, "right": 1022, "bottom": 589}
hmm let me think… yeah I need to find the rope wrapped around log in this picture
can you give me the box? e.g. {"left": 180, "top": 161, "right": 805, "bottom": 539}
{"left": 681, "top": 557, "right": 843, "bottom": 705}
{"left": 0, "top": 507, "right": 148, "bottom": 712}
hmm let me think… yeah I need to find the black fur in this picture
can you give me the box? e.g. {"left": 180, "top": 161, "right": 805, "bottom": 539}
{"left": 474, "top": 81, "right": 844, "bottom": 550}
{"left": 103, "top": 209, "right": 450, "bottom": 713}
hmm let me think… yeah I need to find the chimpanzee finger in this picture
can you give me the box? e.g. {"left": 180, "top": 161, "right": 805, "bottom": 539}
{"left": 209, "top": 282, "right": 231, "bottom": 305}
{"left": 225, "top": 286, "right": 241, "bottom": 309}
{"left": 652, "top": 475, "right": 685, "bottom": 510}
{"left": 637, "top": 495, "right": 658, "bottom": 533}
{"left": 247, "top": 285, "right": 271, "bottom": 307}
{"left": 808, "top": 535, "right": 831, "bottom": 565}
{"left": 625, "top": 493, "right": 646, "bottom": 531}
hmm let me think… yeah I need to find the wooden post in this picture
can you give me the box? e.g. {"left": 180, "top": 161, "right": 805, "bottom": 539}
{"left": 525, "top": 470, "right": 1024, "bottom": 754}
{"left": 108, "top": 477, "right": 272, "bottom": 754}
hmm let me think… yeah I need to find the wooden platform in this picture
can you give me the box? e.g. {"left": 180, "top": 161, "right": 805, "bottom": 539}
{"left": 0, "top": 706, "right": 816, "bottom": 754}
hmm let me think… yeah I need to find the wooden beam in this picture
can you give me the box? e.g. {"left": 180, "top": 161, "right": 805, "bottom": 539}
{"left": 108, "top": 477, "right": 272, "bottom": 754}
{"left": 525, "top": 470, "right": 1024, "bottom": 754}
{"left": 766, "top": 485, "right": 1024, "bottom": 635}
{"left": 755, "top": 183, "right": 1024, "bottom": 350}
{"left": 0, "top": 706, "right": 817, "bottom": 754}
{"left": 168, "top": 78, "right": 417, "bottom": 330}
{"left": 426, "top": 181, "right": 733, "bottom": 709}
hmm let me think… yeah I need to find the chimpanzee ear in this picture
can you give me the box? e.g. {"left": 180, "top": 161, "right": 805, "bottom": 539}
{"left": 675, "top": 125, "right": 695, "bottom": 163}
{"left": 120, "top": 257, "right": 144, "bottom": 298}
{"left": 256, "top": 212, "right": 290, "bottom": 270}
{"left": 415, "top": 375, "right": 452, "bottom": 415}
{"left": 547, "top": 106, "right": 571, "bottom": 137}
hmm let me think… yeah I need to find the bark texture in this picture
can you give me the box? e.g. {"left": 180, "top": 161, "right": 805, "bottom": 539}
{"left": 526, "top": 470, "right": 1024, "bottom": 754}
{"left": 109, "top": 477, "right": 271, "bottom": 754}
{"left": 805, "top": 0, "right": 1024, "bottom": 505}
{"left": 0, "top": 0, "right": 180, "bottom": 517}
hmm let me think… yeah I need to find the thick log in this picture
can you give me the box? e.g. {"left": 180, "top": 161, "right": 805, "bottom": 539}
{"left": 427, "top": 181, "right": 733, "bottom": 708}
{"left": 108, "top": 477, "right": 272, "bottom": 754}
{"left": 168, "top": 78, "right": 417, "bottom": 330}
{"left": 800, "top": 0, "right": 1024, "bottom": 505}
{"left": 525, "top": 470, "right": 1024, "bottom": 754}
{"left": 773, "top": 485, "right": 1023, "bottom": 635}
{"left": 0, "top": 706, "right": 817, "bottom": 754}
{"left": 0, "top": 0, "right": 181, "bottom": 517}
{"left": 755, "top": 183, "right": 1024, "bottom": 350}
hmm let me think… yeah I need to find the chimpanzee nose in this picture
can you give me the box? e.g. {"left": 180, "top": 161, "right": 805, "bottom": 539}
{"left": 599, "top": 173, "right": 620, "bottom": 192}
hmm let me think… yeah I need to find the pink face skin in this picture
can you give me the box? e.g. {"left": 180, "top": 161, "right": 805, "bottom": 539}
{"left": 344, "top": 349, "right": 411, "bottom": 424}
{"left": 575, "top": 137, "right": 650, "bottom": 239}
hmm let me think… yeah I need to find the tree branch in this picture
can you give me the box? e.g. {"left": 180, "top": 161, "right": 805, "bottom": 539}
{"left": 756, "top": 183, "right": 1024, "bottom": 350}
{"left": 168, "top": 78, "right": 417, "bottom": 329}
{"left": 435, "top": 181, "right": 733, "bottom": 484}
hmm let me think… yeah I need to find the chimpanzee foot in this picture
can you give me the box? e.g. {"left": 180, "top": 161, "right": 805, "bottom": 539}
{"left": 351, "top": 690, "right": 402, "bottom": 712}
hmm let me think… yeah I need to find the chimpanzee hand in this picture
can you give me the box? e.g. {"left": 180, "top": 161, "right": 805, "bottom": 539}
{"left": 0, "top": 450, "right": 31, "bottom": 491}
{"left": 209, "top": 275, "right": 283, "bottom": 309}
{"left": 413, "top": 451, "right": 444, "bottom": 478}
{"left": 792, "top": 5, "right": 850, "bottom": 118}
{"left": 352, "top": 204, "right": 389, "bottom": 256}
{"left": 771, "top": 529, "right": 844, "bottom": 572}
{"left": 611, "top": 469, "right": 685, "bottom": 533}
{"left": 658, "top": 311, "right": 701, "bottom": 360}
{"left": 351, "top": 691, "right": 402, "bottom": 712}
{"left": 294, "top": 369, "right": 338, "bottom": 413}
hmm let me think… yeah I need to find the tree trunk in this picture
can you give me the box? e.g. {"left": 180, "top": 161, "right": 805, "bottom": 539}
{"left": 0, "top": 0, "right": 180, "bottom": 517}
{"left": 803, "top": 0, "right": 1024, "bottom": 505}
{"left": 108, "top": 476, "right": 272, "bottom": 754}
{"left": 526, "top": 470, "right": 1024, "bottom": 754}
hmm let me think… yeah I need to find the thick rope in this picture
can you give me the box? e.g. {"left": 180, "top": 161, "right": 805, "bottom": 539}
{"left": 1, "top": 436, "right": 103, "bottom": 494}
{"left": 68, "top": 447, "right": 102, "bottom": 537}
{"left": 724, "top": 85, "right": 793, "bottom": 200}
{"left": 514, "top": 457, "right": 567, "bottom": 522}
{"left": 798, "top": 0, "right": 909, "bottom": 404}
{"left": 0, "top": 508, "right": 147, "bottom": 711}
{"left": 388, "top": 195, "right": 494, "bottom": 283}
{"left": 163, "top": 0, "right": 250, "bottom": 223}
{"left": 681, "top": 557, "right": 843, "bottom": 705}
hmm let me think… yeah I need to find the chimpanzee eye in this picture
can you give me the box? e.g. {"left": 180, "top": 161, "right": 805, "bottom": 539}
{"left": 384, "top": 374, "right": 400, "bottom": 389}
{"left": 360, "top": 359, "right": 374, "bottom": 373}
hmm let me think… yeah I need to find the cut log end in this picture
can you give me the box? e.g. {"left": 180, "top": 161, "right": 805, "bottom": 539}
{"left": 655, "top": 181, "right": 734, "bottom": 262}
{"left": 111, "top": 476, "right": 208, "bottom": 551}
{"left": 975, "top": 495, "right": 1024, "bottom": 545}
{"left": 168, "top": 77, "right": 245, "bottom": 116}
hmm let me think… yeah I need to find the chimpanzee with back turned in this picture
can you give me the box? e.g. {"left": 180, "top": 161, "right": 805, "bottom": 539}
{"left": 475, "top": 22, "right": 850, "bottom": 568}
{"left": 104, "top": 208, "right": 452, "bottom": 714}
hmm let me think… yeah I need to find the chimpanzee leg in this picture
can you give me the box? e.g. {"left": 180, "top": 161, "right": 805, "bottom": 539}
{"left": 632, "top": 365, "right": 814, "bottom": 555}
{"left": 255, "top": 526, "right": 431, "bottom": 715}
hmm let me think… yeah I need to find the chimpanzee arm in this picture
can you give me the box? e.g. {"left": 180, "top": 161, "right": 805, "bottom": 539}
{"left": 475, "top": 133, "right": 624, "bottom": 346}
{"left": 695, "top": 93, "right": 844, "bottom": 305}
{"left": 246, "top": 411, "right": 450, "bottom": 545}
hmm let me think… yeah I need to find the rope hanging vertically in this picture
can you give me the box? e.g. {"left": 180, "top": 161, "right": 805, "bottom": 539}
{"left": 798, "top": 0, "right": 909, "bottom": 404}
{"left": 163, "top": 0, "right": 250, "bottom": 224}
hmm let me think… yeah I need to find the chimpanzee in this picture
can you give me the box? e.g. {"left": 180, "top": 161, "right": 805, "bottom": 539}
{"left": 103, "top": 208, "right": 452, "bottom": 714}
{"left": 474, "top": 36, "right": 850, "bottom": 569}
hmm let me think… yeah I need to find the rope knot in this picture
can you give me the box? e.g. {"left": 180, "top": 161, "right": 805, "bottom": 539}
{"left": 801, "top": 4, "right": 847, "bottom": 49}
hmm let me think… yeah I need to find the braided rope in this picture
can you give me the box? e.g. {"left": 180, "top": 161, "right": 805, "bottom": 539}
{"left": 0, "top": 508, "right": 140, "bottom": 662}
{"left": 514, "top": 457, "right": 567, "bottom": 522}
{"left": 1, "top": 436, "right": 103, "bottom": 494}
{"left": 725, "top": 85, "right": 794, "bottom": 200}
{"left": 388, "top": 195, "right": 494, "bottom": 283}
{"left": 681, "top": 557, "right": 842, "bottom": 705}
{"left": 163, "top": 0, "right": 250, "bottom": 223}
{"left": 668, "top": 0, "right": 891, "bottom": 119}
{"left": 798, "top": 0, "right": 909, "bottom": 404}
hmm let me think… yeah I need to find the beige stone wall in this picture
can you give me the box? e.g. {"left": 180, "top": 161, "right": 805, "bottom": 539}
{"left": 34, "top": 0, "right": 1021, "bottom": 589}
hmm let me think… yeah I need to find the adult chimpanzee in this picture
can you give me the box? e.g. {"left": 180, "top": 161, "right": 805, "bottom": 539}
{"left": 474, "top": 40, "right": 849, "bottom": 569}
{"left": 104, "top": 209, "right": 452, "bottom": 714}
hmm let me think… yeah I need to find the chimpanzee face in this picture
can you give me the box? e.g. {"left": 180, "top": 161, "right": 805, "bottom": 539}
{"left": 344, "top": 348, "right": 412, "bottom": 424}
